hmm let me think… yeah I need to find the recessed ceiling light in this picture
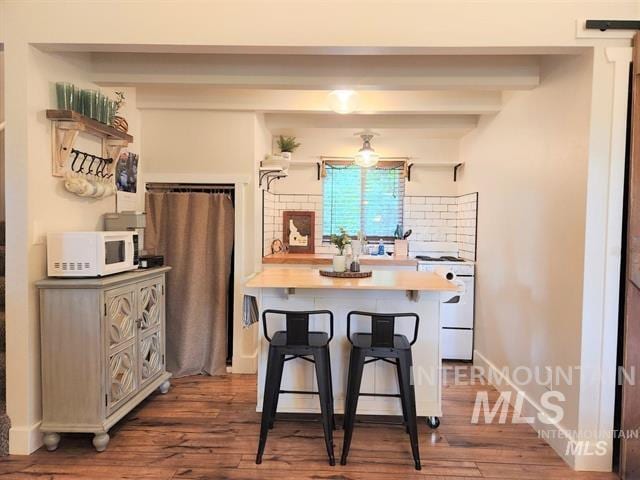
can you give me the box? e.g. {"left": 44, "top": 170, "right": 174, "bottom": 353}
{"left": 328, "top": 90, "right": 358, "bottom": 114}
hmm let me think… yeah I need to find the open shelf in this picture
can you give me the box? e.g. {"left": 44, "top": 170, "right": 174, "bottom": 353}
{"left": 47, "top": 109, "right": 133, "bottom": 177}
{"left": 407, "top": 162, "right": 465, "bottom": 182}
{"left": 46, "top": 110, "right": 133, "bottom": 142}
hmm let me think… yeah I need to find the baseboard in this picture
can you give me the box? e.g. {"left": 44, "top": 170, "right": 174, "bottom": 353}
{"left": 9, "top": 422, "right": 43, "bottom": 455}
{"left": 473, "top": 350, "right": 611, "bottom": 472}
{"left": 231, "top": 353, "right": 257, "bottom": 374}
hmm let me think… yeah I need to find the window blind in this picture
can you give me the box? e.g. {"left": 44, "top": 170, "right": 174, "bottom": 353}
{"left": 323, "top": 164, "right": 405, "bottom": 239}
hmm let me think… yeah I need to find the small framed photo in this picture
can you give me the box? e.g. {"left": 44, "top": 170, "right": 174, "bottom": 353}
{"left": 115, "top": 151, "right": 139, "bottom": 212}
{"left": 283, "top": 211, "right": 315, "bottom": 254}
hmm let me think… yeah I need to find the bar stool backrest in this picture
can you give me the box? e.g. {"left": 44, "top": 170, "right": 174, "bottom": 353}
{"left": 262, "top": 309, "right": 334, "bottom": 346}
{"left": 347, "top": 311, "right": 420, "bottom": 348}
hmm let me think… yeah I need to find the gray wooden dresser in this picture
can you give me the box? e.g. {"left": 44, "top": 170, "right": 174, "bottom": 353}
{"left": 35, "top": 267, "right": 172, "bottom": 452}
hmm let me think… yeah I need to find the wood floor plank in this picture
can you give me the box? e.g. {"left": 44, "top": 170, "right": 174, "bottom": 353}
{"left": 2, "top": 366, "right": 618, "bottom": 479}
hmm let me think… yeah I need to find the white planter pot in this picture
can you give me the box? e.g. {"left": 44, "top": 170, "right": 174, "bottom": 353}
{"left": 281, "top": 152, "right": 292, "bottom": 161}
{"left": 332, "top": 255, "right": 346, "bottom": 272}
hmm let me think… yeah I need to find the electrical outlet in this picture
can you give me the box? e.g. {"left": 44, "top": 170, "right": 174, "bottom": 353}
{"left": 32, "top": 221, "right": 46, "bottom": 246}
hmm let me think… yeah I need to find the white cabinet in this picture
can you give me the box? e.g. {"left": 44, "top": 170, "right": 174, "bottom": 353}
{"left": 36, "top": 267, "right": 172, "bottom": 452}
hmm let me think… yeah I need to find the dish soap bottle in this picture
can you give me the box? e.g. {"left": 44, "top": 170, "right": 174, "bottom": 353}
{"left": 377, "top": 239, "right": 385, "bottom": 256}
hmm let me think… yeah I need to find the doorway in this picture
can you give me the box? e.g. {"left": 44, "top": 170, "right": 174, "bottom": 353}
{"left": 144, "top": 182, "right": 235, "bottom": 376}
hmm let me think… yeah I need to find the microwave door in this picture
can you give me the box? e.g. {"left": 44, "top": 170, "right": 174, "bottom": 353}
{"left": 102, "top": 236, "right": 132, "bottom": 275}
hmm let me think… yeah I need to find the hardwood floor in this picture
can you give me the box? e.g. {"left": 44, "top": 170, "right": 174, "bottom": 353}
{"left": 0, "top": 367, "right": 619, "bottom": 479}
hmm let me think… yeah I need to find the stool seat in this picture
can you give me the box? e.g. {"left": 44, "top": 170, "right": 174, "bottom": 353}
{"left": 350, "top": 333, "right": 411, "bottom": 350}
{"left": 271, "top": 331, "right": 330, "bottom": 347}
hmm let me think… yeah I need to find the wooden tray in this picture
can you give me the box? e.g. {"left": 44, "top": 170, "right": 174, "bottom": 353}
{"left": 319, "top": 269, "right": 372, "bottom": 279}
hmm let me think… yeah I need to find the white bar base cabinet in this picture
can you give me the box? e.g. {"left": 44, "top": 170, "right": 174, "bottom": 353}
{"left": 36, "top": 267, "right": 172, "bottom": 452}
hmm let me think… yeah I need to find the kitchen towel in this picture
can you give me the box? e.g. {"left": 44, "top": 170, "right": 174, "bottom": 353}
{"left": 243, "top": 295, "right": 259, "bottom": 328}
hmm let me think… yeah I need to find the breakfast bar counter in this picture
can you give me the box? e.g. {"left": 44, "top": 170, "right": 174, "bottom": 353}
{"left": 245, "top": 268, "right": 459, "bottom": 419}
{"left": 263, "top": 253, "right": 419, "bottom": 268}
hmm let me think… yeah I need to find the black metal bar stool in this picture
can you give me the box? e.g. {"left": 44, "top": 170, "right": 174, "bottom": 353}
{"left": 340, "top": 311, "right": 421, "bottom": 470}
{"left": 256, "top": 309, "right": 336, "bottom": 466}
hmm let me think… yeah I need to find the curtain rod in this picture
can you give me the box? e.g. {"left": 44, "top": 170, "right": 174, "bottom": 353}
{"left": 146, "top": 182, "right": 235, "bottom": 192}
{"left": 320, "top": 156, "right": 409, "bottom": 161}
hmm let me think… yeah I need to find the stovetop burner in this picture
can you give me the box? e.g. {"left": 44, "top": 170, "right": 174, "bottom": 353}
{"left": 415, "top": 255, "right": 466, "bottom": 262}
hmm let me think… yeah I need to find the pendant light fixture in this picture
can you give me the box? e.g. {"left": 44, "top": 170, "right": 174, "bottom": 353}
{"left": 354, "top": 133, "right": 380, "bottom": 168}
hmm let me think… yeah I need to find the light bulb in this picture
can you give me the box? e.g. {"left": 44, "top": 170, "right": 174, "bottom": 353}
{"left": 354, "top": 149, "right": 380, "bottom": 168}
{"left": 328, "top": 90, "right": 358, "bottom": 114}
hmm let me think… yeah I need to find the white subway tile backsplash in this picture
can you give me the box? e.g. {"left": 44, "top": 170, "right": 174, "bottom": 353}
{"left": 264, "top": 190, "right": 477, "bottom": 260}
{"left": 403, "top": 192, "right": 477, "bottom": 260}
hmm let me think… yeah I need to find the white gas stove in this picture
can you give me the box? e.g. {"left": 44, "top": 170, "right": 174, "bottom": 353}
{"left": 414, "top": 254, "right": 475, "bottom": 361}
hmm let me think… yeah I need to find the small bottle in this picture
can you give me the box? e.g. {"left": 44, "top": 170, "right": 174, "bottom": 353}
{"left": 350, "top": 251, "right": 361, "bottom": 272}
{"left": 377, "top": 239, "right": 385, "bottom": 256}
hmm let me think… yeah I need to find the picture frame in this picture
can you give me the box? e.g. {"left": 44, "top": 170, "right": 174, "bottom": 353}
{"left": 283, "top": 211, "right": 315, "bottom": 254}
{"left": 115, "top": 150, "right": 139, "bottom": 212}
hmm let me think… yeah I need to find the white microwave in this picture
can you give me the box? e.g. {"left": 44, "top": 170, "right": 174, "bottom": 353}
{"left": 47, "top": 231, "right": 139, "bottom": 277}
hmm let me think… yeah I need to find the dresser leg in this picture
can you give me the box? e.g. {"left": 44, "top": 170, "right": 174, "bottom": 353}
{"left": 92, "top": 433, "right": 110, "bottom": 452}
{"left": 43, "top": 432, "right": 60, "bottom": 451}
{"left": 159, "top": 380, "right": 171, "bottom": 394}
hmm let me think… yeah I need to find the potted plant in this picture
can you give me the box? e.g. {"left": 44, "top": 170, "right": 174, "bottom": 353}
{"left": 111, "top": 91, "right": 128, "bottom": 133}
{"left": 277, "top": 135, "right": 301, "bottom": 161}
{"left": 330, "top": 227, "right": 351, "bottom": 272}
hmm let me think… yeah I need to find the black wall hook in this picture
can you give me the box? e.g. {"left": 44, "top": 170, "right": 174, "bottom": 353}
{"left": 70, "top": 148, "right": 114, "bottom": 179}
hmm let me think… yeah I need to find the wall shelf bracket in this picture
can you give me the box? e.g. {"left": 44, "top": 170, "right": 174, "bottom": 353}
{"left": 103, "top": 139, "right": 129, "bottom": 167}
{"left": 259, "top": 169, "right": 287, "bottom": 191}
{"left": 453, "top": 163, "right": 463, "bottom": 182}
{"left": 51, "top": 121, "right": 83, "bottom": 177}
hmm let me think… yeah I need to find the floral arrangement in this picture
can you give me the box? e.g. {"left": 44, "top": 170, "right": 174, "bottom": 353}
{"left": 330, "top": 227, "right": 351, "bottom": 256}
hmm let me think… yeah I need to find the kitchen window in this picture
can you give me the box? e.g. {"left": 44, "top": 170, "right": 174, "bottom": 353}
{"left": 322, "top": 162, "right": 405, "bottom": 239}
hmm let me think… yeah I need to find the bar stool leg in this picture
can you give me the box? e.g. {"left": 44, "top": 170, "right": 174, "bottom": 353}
{"left": 340, "top": 349, "right": 365, "bottom": 466}
{"left": 256, "top": 348, "right": 283, "bottom": 464}
{"left": 326, "top": 348, "right": 336, "bottom": 431}
{"left": 313, "top": 348, "right": 336, "bottom": 466}
{"left": 396, "top": 359, "right": 409, "bottom": 434}
{"left": 398, "top": 350, "right": 421, "bottom": 471}
{"left": 268, "top": 353, "right": 285, "bottom": 429}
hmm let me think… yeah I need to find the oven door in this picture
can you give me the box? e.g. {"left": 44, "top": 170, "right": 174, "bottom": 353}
{"left": 100, "top": 233, "right": 135, "bottom": 275}
{"left": 440, "top": 276, "right": 474, "bottom": 328}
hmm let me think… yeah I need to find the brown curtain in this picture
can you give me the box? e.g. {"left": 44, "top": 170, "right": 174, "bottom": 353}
{"left": 145, "top": 192, "right": 234, "bottom": 377}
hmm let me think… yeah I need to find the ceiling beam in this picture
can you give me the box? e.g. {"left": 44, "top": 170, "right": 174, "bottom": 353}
{"left": 264, "top": 113, "right": 477, "bottom": 132}
{"left": 135, "top": 87, "right": 502, "bottom": 115}
{"left": 92, "top": 53, "right": 540, "bottom": 91}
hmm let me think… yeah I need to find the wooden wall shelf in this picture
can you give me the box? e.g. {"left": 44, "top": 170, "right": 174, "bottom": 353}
{"left": 46, "top": 110, "right": 133, "bottom": 142}
{"left": 46, "top": 109, "right": 133, "bottom": 177}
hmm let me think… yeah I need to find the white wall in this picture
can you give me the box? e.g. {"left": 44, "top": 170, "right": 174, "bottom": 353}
{"left": 4, "top": 47, "right": 142, "bottom": 454}
{"left": 458, "top": 53, "right": 592, "bottom": 451}
{"left": 1, "top": 50, "right": 5, "bottom": 221}
{"left": 141, "top": 108, "right": 267, "bottom": 373}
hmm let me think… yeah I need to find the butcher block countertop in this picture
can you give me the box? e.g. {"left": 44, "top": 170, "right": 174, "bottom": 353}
{"left": 246, "top": 268, "right": 457, "bottom": 292}
{"left": 263, "top": 253, "right": 418, "bottom": 267}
